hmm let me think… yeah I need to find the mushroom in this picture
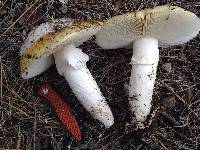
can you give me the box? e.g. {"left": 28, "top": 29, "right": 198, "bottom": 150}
{"left": 20, "top": 18, "right": 114, "bottom": 128}
{"left": 96, "top": 5, "right": 200, "bottom": 127}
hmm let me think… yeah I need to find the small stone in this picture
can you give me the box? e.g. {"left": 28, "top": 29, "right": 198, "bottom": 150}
{"left": 60, "top": 5, "right": 68, "bottom": 13}
{"left": 44, "top": 118, "right": 48, "bottom": 124}
{"left": 0, "top": 9, "right": 6, "bottom": 15}
{"left": 162, "top": 63, "right": 172, "bottom": 73}
{"left": 59, "top": 0, "right": 69, "bottom": 4}
{"left": 22, "top": 30, "right": 27, "bottom": 36}
{"left": 163, "top": 95, "right": 176, "bottom": 109}
{"left": 124, "top": 82, "right": 129, "bottom": 95}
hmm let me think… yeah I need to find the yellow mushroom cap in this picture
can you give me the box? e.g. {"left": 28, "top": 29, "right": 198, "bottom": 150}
{"left": 20, "top": 19, "right": 103, "bottom": 79}
{"left": 96, "top": 5, "right": 200, "bottom": 49}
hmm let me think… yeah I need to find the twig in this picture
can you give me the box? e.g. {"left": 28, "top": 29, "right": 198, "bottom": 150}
{"left": 16, "top": 127, "right": 21, "bottom": 150}
{"left": 1, "top": 100, "right": 32, "bottom": 118}
{"left": 94, "top": 127, "right": 124, "bottom": 148}
{"left": 4, "top": 85, "right": 33, "bottom": 108}
{"left": 100, "top": 131, "right": 129, "bottom": 150}
{"left": 158, "top": 80, "right": 200, "bottom": 121}
{"left": 152, "top": 136, "right": 169, "bottom": 150}
{"left": 0, "top": 56, "right": 2, "bottom": 103}
{"left": 25, "top": 2, "right": 44, "bottom": 23}
{"left": 0, "top": 0, "right": 8, "bottom": 11}
{"left": 0, "top": 0, "right": 40, "bottom": 37}
{"left": 33, "top": 105, "right": 37, "bottom": 150}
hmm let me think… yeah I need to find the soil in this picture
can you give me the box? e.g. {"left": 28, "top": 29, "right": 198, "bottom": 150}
{"left": 0, "top": 0, "right": 199, "bottom": 149}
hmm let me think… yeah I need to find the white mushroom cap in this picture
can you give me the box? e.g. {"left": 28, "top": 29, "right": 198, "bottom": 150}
{"left": 96, "top": 5, "right": 200, "bottom": 49}
{"left": 20, "top": 18, "right": 73, "bottom": 79}
{"left": 20, "top": 19, "right": 103, "bottom": 79}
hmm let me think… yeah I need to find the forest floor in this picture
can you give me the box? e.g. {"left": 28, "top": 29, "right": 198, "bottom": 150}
{"left": 0, "top": 0, "right": 199, "bottom": 149}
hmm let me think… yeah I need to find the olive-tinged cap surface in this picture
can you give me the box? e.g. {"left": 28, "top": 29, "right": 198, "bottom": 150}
{"left": 20, "top": 18, "right": 73, "bottom": 79}
{"left": 20, "top": 20, "right": 103, "bottom": 79}
{"left": 96, "top": 5, "right": 200, "bottom": 49}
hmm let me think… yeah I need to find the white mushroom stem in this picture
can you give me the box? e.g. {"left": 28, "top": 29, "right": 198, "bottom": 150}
{"left": 53, "top": 44, "right": 114, "bottom": 128}
{"left": 129, "top": 38, "right": 159, "bottom": 127}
